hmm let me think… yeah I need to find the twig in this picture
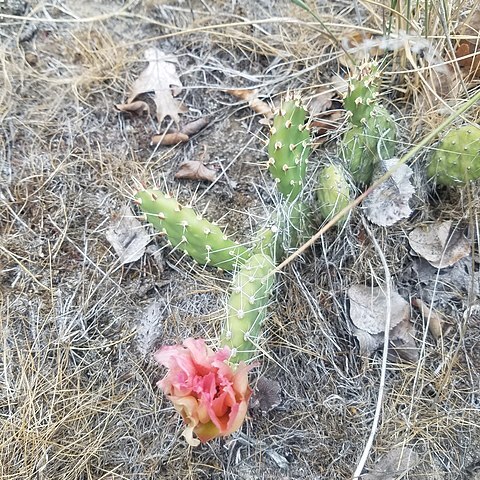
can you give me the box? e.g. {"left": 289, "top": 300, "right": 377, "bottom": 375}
{"left": 352, "top": 219, "right": 392, "bottom": 480}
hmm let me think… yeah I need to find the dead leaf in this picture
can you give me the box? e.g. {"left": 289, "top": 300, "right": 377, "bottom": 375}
{"left": 363, "top": 447, "right": 419, "bottom": 480}
{"left": 226, "top": 88, "right": 273, "bottom": 119}
{"left": 106, "top": 206, "right": 151, "bottom": 264}
{"left": 151, "top": 132, "right": 189, "bottom": 146}
{"left": 307, "top": 88, "right": 334, "bottom": 116}
{"left": 250, "top": 376, "right": 281, "bottom": 412}
{"left": 180, "top": 117, "right": 210, "bottom": 136}
{"left": 116, "top": 48, "right": 184, "bottom": 127}
{"left": 349, "top": 284, "right": 417, "bottom": 361}
{"left": 408, "top": 221, "right": 470, "bottom": 268}
{"left": 412, "top": 298, "right": 450, "bottom": 340}
{"left": 455, "top": 11, "right": 480, "bottom": 80}
{"left": 115, "top": 100, "right": 150, "bottom": 116}
{"left": 349, "top": 284, "right": 410, "bottom": 335}
{"left": 363, "top": 158, "right": 415, "bottom": 226}
{"left": 175, "top": 160, "right": 216, "bottom": 182}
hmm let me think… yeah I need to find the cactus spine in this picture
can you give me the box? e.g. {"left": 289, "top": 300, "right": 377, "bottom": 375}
{"left": 135, "top": 189, "right": 248, "bottom": 271}
{"left": 340, "top": 64, "right": 397, "bottom": 186}
{"left": 316, "top": 163, "right": 351, "bottom": 224}
{"left": 222, "top": 253, "right": 275, "bottom": 363}
{"left": 427, "top": 125, "right": 480, "bottom": 186}
{"left": 267, "top": 95, "right": 310, "bottom": 201}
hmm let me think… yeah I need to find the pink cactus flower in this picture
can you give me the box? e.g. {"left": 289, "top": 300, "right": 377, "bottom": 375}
{"left": 154, "top": 338, "right": 252, "bottom": 446}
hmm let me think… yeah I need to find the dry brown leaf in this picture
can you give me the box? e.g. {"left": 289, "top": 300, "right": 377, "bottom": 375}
{"left": 363, "top": 447, "right": 419, "bottom": 480}
{"left": 115, "top": 100, "right": 150, "bottom": 116}
{"left": 455, "top": 11, "right": 480, "bottom": 80}
{"left": 349, "top": 284, "right": 417, "bottom": 361}
{"left": 349, "top": 284, "right": 410, "bottom": 334}
{"left": 412, "top": 298, "right": 450, "bottom": 340}
{"left": 116, "top": 48, "right": 184, "bottom": 126}
{"left": 226, "top": 88, "right": 273, "bottom": 119}
{"left": 106, "top": 206, "right": 151, "bottom": 265}
{"left": 180, "top": 117, "right": 210, "bottom": 136}
{"left": 151, "top": 132, "right": 189, "bottom": 146}
{"left": 363, "top": 158, "right": 415, "bottom": 226}
{"left": 408, "top": 221, "right": 470, "bottom": 268}
{"left": 307, "top": 88, "right": 334, "bottom": 116}
{"left": 175, "top": 160, "right": 216, "bottom": 182}
{"left": 250, "top": 376, "right": 281, "bottom": 412}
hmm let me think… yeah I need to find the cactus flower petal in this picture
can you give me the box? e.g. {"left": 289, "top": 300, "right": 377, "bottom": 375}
{"left": 155, "top": 338, "right": 253, "bottom": 446}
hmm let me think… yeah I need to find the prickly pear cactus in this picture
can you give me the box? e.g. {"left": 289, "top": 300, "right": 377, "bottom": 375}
{"left": 222, "top": 252, "right": 275, "bottom": 363}
{"left": 134, "top": 189, "right": 249, "bottom": 271}
{"left": 267, "top": 95, "right": 311, "bottom": 201}
{"left": 340, "top": 62, "right": 397, "bottom": 186}
{"left": 427, "top": 125, "right": 480, "bottom": 186}
{"left": 316, "top": 163, "right": 351, "bottom": 224}
{"left": 342, "top": 109, "right": 396, "bottom": 185}
{"left": 343, "top": 63, "right": 381, "bottom": 127}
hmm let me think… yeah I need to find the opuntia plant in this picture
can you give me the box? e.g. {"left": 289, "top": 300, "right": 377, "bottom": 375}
{"left": 222, "top": 252, "right": 275, "bottom": 363}
{"left": 427, "top": 124, "right": 480, "bottom": 186}
{"left": 340, "top": 64, "right": 397, "bottom": 186}
{"left": 316, "top": 162, "right": 351, "bottom": 225}
{"left": 134, "top": 189, "right": 249, "bottom": 271}
{"left": 267, "top": 95, "right": 310, "bottom": 201}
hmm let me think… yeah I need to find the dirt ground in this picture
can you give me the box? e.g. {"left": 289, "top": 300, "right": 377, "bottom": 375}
{"left": 1, "top": 0, "right": 480, "bottom": 479}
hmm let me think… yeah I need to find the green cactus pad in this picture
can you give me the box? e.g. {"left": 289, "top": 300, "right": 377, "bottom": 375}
{"left": 267, "top": 97, "right": 311, "bottom": 201}
{"left": 135, "top": 189, "right": 249, "bottom": 271}
{"left": 223, "top": 253, "right": 275, "bottom": 363}
{"left": 343, "top": 63, "right": 381, "bottom": 126}
{"left": 316, "top": 163, "right": 351, "bottom": 225}
{"left": 341, "top": 107, "right": 396, "bottom": 185}
{"left": 427, "top": 125, "right": 480, "bottom": 186}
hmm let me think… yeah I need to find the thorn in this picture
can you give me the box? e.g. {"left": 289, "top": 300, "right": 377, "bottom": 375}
{"left": 274, "top": 141, "right": 282, "bottom": 150}
{"left": 282, "top": 164, "right": 289, "bottom": 171}
{"left": 204, "top": 228, "right": 211, "bottom": 235}
{"left": 285, "top": 120, "right": 292, "bottom": 128}
{"left": 133, "top": 198, "right": 142, "bottom": 205}
{"left": 157, "top": 212, "right": 166, "bottom": 220}
{"left": 289, "top": 144, "right": 296, "bottom": 151}
{"left": 151, "top": 192, "right": 158, "bottom": 200}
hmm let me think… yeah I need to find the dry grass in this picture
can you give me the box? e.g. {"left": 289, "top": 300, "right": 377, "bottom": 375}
{"left": 1, "top": 0, "right": 480, "bottom": 478}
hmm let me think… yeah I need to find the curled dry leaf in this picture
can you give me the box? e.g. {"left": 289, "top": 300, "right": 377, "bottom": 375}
{"left": 151, "top": 132, "right": 189, "bottom": 146}
{"left": 115, "top": 100, "right": 150, "bottom": 116}
{"left": 363, "top": 447, "right": 419, "bottom": 480}
{"left": 250, "top": 376, "right": 281, "bottom": 412}
{"left": 455, "top": 11, "right": 480, "bottom": 80}
{"left": 349, "top": 284, "right": 417, "bottom": 361}
{"left": 226, "top": 88, "right": 273, "bottom": 119}
{"left": 408, "top": 220, "right": 470, "bottom": 268}
{"left": 363, "top": 158, "right": 415, "bottom": 226}
{"left": 412, "top": 298, "right": 449, "bottom": 340}
{"left": 106, "top": 206, "right": 151, "bottom": 265}
{"left": 116, "top": 47, "right": 184, "bottom": 127}
{"left": 175, "top": 160, "right": 216, "bottom": 182}
{"left": 181, "top": 117, "right": 210, "bottom": 136}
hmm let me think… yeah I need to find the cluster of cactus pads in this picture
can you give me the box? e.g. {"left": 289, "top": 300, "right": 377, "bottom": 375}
{"left": 315, "top": 62, "right": 397, "bottom": 224}
{"left": 134, "top": 94, "right": 311, "bottom": 364}
{"left": 427, "top": 124, "right": 480, "bottom": 186}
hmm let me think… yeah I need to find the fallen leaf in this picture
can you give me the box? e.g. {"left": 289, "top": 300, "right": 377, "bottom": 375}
{"left": 349, "top": 284, "right": 417, "bottom": 361}
{"left": 363, "top": 447, "right": 419, "bottom": 480}
{"left": 151, "top": 132, "right": 189, "bottom": 146}
{"left": 115, "top": 100, "right": 150, "bottom": 116}
{"left": 180, "top": 117, "right": 210, "bottom": 136}
{"left": 250, "top": 376, "right": 281, "bottom": 412}
{"left": 349, "top": 284, "right": 410, "bottom": 334}
{"left": 226, "top": 88, "right": 273, "bottom": 119}
{"left": 412, "top": 297, "right": 449, "bottom": 340}
{"left": 408, "top": 221, "right": 470, "bottom": 268}
{"left": 455, "top": 11, "right": 480, "bottom": 80}
{"left": 175, "top": 160, "right": 216, "bottom": 182}
{"left": 363, "top": 158, "right": 415, "bottom": 226}
{"left": 106, "top": 206, "right": 151, "bottom": 264}
{"left": 116, "top": 48, "right": 184, "bottom": 127}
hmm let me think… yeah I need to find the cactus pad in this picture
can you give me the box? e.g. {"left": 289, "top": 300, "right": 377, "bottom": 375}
{"left": 267, "top": 96, "right": 311, "bottom": 201}
{"left": 135, "top": 189, "right": 248, "bottom": 270}
{"left": 316, "top": 163, "right": 351, "bottom": 225}
{"left": 223, "top": 253, "right": 275, "bottom": 363}
{"left": 427, "top": 125, "right": 480, "bottom": 186}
